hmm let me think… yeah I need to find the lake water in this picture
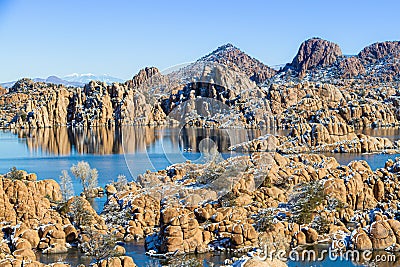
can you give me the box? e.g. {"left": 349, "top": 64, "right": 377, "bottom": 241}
{"left": 1, "top": 126, "right": 400, "bottom": 267}
{"left": 0, "top": 127, "right": 289, "bottom": 191}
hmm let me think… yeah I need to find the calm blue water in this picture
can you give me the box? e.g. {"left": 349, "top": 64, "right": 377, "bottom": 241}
{"left": 0, "top": 127, "right": 260, "bottom": 193}
{"left": 2, "top": 126, "right": 400, "bottom": 267}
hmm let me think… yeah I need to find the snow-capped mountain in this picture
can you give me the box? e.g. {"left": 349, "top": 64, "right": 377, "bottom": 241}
{"left": 63, "top": 73, "right": 124, "bottom": 84}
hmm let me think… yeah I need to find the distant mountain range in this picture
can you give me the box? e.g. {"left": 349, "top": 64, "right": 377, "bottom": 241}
{"left": 1, "top": 74, "right": 124, "bottom": 88}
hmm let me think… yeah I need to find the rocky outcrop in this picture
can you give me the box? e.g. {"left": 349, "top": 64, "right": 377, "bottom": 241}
{"left": 230, "top": 123, "right": 399, "bottom": 154}
{"left": 126, "top": 67, "right": 161, "bottom": 88}
{"left": 145, "top": 205, "right": 258, "bottom": 254}
{"left": 358, "top": 41, "right": 400, "bottom": 64}
{"left": 338, "top": 56, "right": 366, "bottom": 78}
{"left": 66, "top": 196, "right": 106, "bottom": 229}
{"left": 0, "top": 73, "right": 169, "bottom": 128}
{"left": 0, "top": 169, "right": 83, "bottom": 266}
{"left": 102, "top": 182, "right": 160, "bottom": 241}
{"left": 288, "top": 38, "right": 343, "bottom": 77}
{"left": 0, "top": 171, "right": 62, "bottom": 228}
{"left": 272, "top": 39, "right": 400, "bottom": 82}
{"left": 199, "top": 43, "right": 276, "bottom": 84}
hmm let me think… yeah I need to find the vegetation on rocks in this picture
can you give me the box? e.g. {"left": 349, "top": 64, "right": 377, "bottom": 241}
{"left": 80, "top": 229, "right": 120, "bottom": 264}
{"left": 7, "top": 166, "right": 25, "bottom": 180}
{"left": 71, "top": 161, "right": 98, "bottom": 194}
{"left": 289, "top": 180, "right": 326, "bottom": 224}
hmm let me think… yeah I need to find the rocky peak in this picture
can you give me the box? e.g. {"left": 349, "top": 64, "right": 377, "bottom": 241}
{"left": 198, "top": 43, "right": 276, "bottom": 84}
{"left": 10, "top": 78, "right": 36, "bottom": 93}
{"left": 358, "top": 41, "right": 400, "bottom": 64}
{"left": 289, "top": 38, "right": 343, "bottom": 77}
{"left": 128, "top": 67, "right": 161, "bottom": 88}
{"left": 212, "top": 43, "right": 236, "bottom": 53}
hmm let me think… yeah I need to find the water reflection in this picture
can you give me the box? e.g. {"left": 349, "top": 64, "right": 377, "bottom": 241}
{"left": 355, "top": 127, "right": 400, "bottom": 141}
{"left": 11, "top": 126, "right": 289, "bottom": 156}
{"left": 12, "top": 127, "right": 154, "bottom": 155}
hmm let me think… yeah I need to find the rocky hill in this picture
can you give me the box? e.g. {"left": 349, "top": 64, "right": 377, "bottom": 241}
{"left": 199, "top": 43, "right": 277, "bottom": 84}
{"left": 358, "top": 41, "right": 400, "bottom": 64}
{"left": 286, "top": 37, "right": 343, "bottom": 78}
{"left": 274, "top": 38, "right": 400, "bottom": 84}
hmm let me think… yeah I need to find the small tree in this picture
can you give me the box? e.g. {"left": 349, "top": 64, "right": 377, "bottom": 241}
{"left": 80, "top": 229, "right": 119, "bottom": 264}
{"left": 69, "top": 197, "right": 94, "bottom": 228}
{"left": 60, "top": 170, "right": 74, "bottom": 202}
{"left": 289, "top": 180, "right": 326, "bottom": 225}
{"left": 311, "top": 214, "right": 330, "bottom": 234}
{"left": 8, "top": 167, "right": 24, "bottom": 180}
{"left": 70, "top": 161, "right": 98, "bottom": 193}
{"left": 255, "top": 209, "right": 275, "bottom": 232}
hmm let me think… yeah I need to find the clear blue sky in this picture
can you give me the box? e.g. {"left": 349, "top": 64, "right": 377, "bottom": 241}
{"left": 0, "top": 0, "right": 399, "bottom": 82}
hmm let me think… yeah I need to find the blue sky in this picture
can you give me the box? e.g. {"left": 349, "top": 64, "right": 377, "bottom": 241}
{"left": 0, "top": 0, "right": 399, "bottom": 82}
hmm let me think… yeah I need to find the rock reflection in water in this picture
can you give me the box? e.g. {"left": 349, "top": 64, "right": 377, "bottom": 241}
{"left": 12, "top": 126, "right": 289, "bottom": 156}
{"left": 13, "top": 126, "right": 158, "bottom": 155}
{"left": 38, "top": 247, "right": 92, "bottom": 266}
{"left": 355, "top": 127, "right": 400, "bottom": 141}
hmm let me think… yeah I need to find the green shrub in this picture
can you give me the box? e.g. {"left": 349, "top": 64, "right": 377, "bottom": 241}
{"left": 255, "top": 209, "right": 275, "bottom": 232}
{"left": 219, "top": 191, "right": 237, "bottom": 207}
{"left": 311, "top": 214, "right": 330, "bottom": 234}
{"left": 8, "top": 167, "right": 24, "bottom": 180}
{"left": 289, "top": 180, "right": 326, "bottom": 225}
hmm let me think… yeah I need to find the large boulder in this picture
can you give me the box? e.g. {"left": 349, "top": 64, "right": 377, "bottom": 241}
{"left": 370, "top": 220, "right": 396, "bottom": 250}
{"left": 351, "top": 228, "right": 372, "bottom": 250}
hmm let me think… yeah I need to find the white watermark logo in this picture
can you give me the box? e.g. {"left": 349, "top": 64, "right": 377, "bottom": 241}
{"left": 254, "top": 239, "right": 396, "bottom": 265}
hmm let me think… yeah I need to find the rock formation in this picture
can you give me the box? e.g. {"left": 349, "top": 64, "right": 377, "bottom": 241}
{"left": 199, "top": 43, "right": 277, "bottom": 84}
{"left": 126, "top": 67, "right": 161, "bottom": 88}
{"left": 98, "top": 150, "right": 400, "bottom": 261}
{"left": 288, "top": 38, "right": 343, "bottom": 77}
{"left": 0, "top": 168, "right": 141, "bottom": 267}
{"left": 0, "top": 86, "right": 6, "bottom": 96}
{"left": 358, "top": 41, "right": 400, "bottom": 64}
{"left": 230, "top": 123, "right": 399, "bottom": 154}
{"left": 274, "top": 38, "right": 400, "bottom": 82}
{"left": 0, "top": 169, "right": 74, "bottom": 263}
{"left": 338, "top": 56, "right": 366, "bottom": 78}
